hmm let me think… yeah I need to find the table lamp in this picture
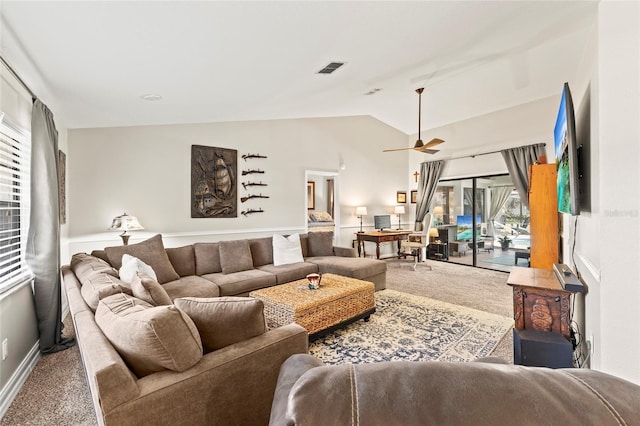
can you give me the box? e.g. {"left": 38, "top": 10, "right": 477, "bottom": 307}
{"left": 394, "top": 206, "right": 405, "bottom": 230}
{"left": 429, "top": 227, "right": 440, "bottom": 243}
{"left": 356, "top": 206, "right": 367, "bottom": 233}
{"left": 433, "top": 206, "right": 444, "bottom": 224}
{"left": 109, "top": 212, "right": 144, "bottom": 245}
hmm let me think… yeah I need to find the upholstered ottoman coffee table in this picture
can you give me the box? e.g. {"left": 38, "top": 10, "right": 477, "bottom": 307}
{"left": 249, "top": 273, "right": 375, "bottom": 339}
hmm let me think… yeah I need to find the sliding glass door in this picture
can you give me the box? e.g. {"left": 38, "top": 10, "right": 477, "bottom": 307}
{"left": 430, "top": 174, "right": 529, "bottom": 272}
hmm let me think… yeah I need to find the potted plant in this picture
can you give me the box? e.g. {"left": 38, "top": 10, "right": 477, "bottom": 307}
{"left": 498, "top": 235, "right": 512, "bottom": 251}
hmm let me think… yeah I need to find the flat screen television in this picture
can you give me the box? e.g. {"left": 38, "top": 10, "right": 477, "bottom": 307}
{"left": 456, "top": 215, "right": 481, "bottom": 240}
{"left": 554, "top": 82, "right": 581, "bottom": 215}
{"left": 374, "top": 215, "right": 391, "bottom": 231}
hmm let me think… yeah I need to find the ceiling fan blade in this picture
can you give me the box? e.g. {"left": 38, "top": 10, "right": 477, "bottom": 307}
{"left": 423, "top": 138, "right": 445, "bottom": 149}
{"left": 383, "top": 147, "right": 415, "bottom": 152}
{"left": 421, "top": 149, "right": 440, "bottom": 155}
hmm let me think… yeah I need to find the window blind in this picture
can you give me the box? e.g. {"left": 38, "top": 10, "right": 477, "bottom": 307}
{"left": 0, "top": 113, "right": 31, "bottom": 292}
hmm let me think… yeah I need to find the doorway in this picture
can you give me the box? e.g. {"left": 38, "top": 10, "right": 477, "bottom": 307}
{"left": 305, "top": 170, "right": 340, "bottom": 243}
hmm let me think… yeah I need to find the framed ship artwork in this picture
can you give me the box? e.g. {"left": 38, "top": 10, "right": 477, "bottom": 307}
{"left": 191, "top": 145, "right": 238, "bottom": 218}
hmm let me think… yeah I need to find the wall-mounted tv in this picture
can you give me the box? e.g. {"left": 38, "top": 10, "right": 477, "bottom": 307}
{"left": 554, "top": 82, "right": 581, "bottom": 215}
{"left": 374, "top": 215, "right": 391, "bottom": 231}
{"left": 456, "top": 215, "right": 481, "bottom": 240}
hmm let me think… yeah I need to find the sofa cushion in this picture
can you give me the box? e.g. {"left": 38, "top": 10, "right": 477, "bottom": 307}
{"left": 174, "top": 297, "right": 266, "bottom": 353}
{"left": 89, "top": 249, "right": 111, "bottom": 264}
{"left": 70, "top": 253, "right": 118, "bottom": 279}
{"left": 306, "top": 232, "right": 334, "bottom": 257}
{"left": 193, "top": 242, "right": 222, "bottom": 275}
{"left": 95, "top": 293, "right": 203, "bottom": 377}
{"left": 204, "top": 269, "right": 277, "bottom": 296}
{"left": 80, "top": 273, "right": 132, "bottom": 312}
{"left": 162, "top": 275, "right": 221, "bottom": 300}
{"left": 119, "top": 254, "right": 158, "bottom": 284}
{"left": 219, "top": 240, "right": 254, "bottom": 274}
{"left": 299, "top": 234, "right": 309, "bottom": 258}
{"left": 272, "top": 234, "right": 304, "bottom": 266}
{"left": 257, "top": 263, "right": 318, "bottom": 285}
{"left": 166, "top": 245, "right": 196, "bottom": 277}
{"left": 131, "top": 273, "right": 172, "bottom": 306}
{"left": 306, "top": 256, "right": 386, "bottom": 281}
{"left": 249, "top": 237, "right": 273, "bottom": 267}
{"left": 105, "top": 234, "right": 179, "bottom": 284}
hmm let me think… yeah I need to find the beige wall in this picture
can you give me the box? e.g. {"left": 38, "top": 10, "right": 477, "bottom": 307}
{"left": 67, "top": 115, "right": 408, "bottom": 257}
{"left": 590, "top": 1, "right": 640, "bottom": 382}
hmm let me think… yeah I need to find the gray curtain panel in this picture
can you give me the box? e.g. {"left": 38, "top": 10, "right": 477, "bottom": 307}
{"left": 488, "top": 185, "right": 513, "bottom": 237}
{"left": 500, "top": 143, "right": 546, "bottom": 210}
{"left": 27, "top": 100, "right": 75, "bottom": 354}
{"left": 414, "top": 160, "right": 445, "bottom": 231}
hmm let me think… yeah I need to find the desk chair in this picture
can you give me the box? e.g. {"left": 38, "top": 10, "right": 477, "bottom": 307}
{"left": 399, "top": 213, "right": 433, "bottom": 271}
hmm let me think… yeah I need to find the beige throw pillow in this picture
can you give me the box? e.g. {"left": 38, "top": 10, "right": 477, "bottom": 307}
{"left": 130, "top": 273, "right": 172, "bottom": 306}
{"left": 311, "top": 211, "right": 333, "bottom": 222}
{"left": 96, "top": 293, "right": 203, "bottom": 377}
{"left": 174, "top": 297, "right": 266, "bottom": 353}
{"left": 79, "top": 273, "right": 131, "bottom": 312}
{"left": 105, "top": 234, "right": 179, "bottom": 284}
{"left": 70, "top": 253, "right": 118, "bottom": 278}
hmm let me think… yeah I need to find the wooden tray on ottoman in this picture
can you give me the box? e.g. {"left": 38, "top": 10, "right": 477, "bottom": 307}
{"left": 249, "top": 273, "right": 375, "bottom": 339}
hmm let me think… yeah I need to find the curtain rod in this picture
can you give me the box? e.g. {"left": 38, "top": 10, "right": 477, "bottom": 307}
{"left": 444, "top": 143, "right": 546, "bottom": 161}
{"left": 0, "top": 55, "right": 36, "bottom": 101}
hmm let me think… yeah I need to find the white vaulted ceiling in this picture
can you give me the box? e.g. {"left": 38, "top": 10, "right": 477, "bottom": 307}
{"left": 0, "top": 1, "right": 597, "bottom": 134}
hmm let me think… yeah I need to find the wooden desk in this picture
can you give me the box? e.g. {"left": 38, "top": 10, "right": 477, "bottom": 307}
{"left": 507, "top": 267, "right": 572, "bottom": 339}
{"left": 356, "top": 231, "right": 412, "bottom": 259}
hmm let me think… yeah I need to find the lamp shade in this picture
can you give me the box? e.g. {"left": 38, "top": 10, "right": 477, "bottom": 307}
{"left": 356, "top": 206, "right": 368, "bottom": 216}
{"left": 109, "top": 213, "right": 144, "bottom": 232}
{"left": 433, "top": 206, "right": 444, "bottom": 215}
{"left": 394, "top": 206, "right": 405, "bottom": 215}
{"left": 429, "top": 228, "right": 440, "bottom": 238}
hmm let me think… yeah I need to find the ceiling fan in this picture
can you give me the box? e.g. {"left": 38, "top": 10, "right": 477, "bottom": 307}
{"left": 383, "top": 88, "right": 444, "bottom": 154}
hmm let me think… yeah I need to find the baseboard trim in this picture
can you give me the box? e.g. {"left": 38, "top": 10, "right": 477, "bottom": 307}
{"left": 0, "top": 341, "right": 40, "bottom": 420}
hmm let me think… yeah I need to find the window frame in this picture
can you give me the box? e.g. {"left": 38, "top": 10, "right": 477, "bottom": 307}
{"left": 0, "top": 112, "right": 32, "bottom": 294}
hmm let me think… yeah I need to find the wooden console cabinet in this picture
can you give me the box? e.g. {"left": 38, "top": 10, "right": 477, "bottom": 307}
{"left": 528, "top": 164, "right": 559, "bottom": 270}
{"left": 507, "top": 267, "right": 571, "bottom": 339}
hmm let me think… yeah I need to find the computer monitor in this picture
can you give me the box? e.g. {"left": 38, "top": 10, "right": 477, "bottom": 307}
{"left": 374, "top": 215, "right": 391, "bottom": 231}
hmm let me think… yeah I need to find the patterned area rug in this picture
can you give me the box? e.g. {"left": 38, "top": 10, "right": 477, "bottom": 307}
{"left": 309, "top": 289, "right": 513, "bottom": 365}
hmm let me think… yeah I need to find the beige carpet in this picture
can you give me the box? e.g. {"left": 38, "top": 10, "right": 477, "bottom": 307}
{"left": 0, "top": 315, "right": 96, "bottom": 426}
{"left": 384, "top": 258, "right": 514, "bottom": 361}
{"left": 1, "top": 260, "right": 514, "bottom": 425}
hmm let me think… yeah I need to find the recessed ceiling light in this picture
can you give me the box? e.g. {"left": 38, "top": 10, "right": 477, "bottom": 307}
{"left": 140, "top": 94, "right": 162, "bottom": 101}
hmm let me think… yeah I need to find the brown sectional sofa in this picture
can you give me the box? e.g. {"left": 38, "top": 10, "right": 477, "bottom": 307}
{"left": 63, "top": 232, "right": 386, "bottom": 426}
{"left": 91, "top": 232, "right": 386, "bottom": 296}
{"left": 271, "top": 354, "right": 640, "bottom": 425}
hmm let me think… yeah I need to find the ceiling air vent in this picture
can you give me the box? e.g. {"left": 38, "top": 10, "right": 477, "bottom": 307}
{"left": 317, "top": 62, "right": 345, "bottom": 74}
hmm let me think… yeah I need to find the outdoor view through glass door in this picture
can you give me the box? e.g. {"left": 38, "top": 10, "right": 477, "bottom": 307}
{"left": 430, "top": 174, "right": 530, "bottom": 272}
